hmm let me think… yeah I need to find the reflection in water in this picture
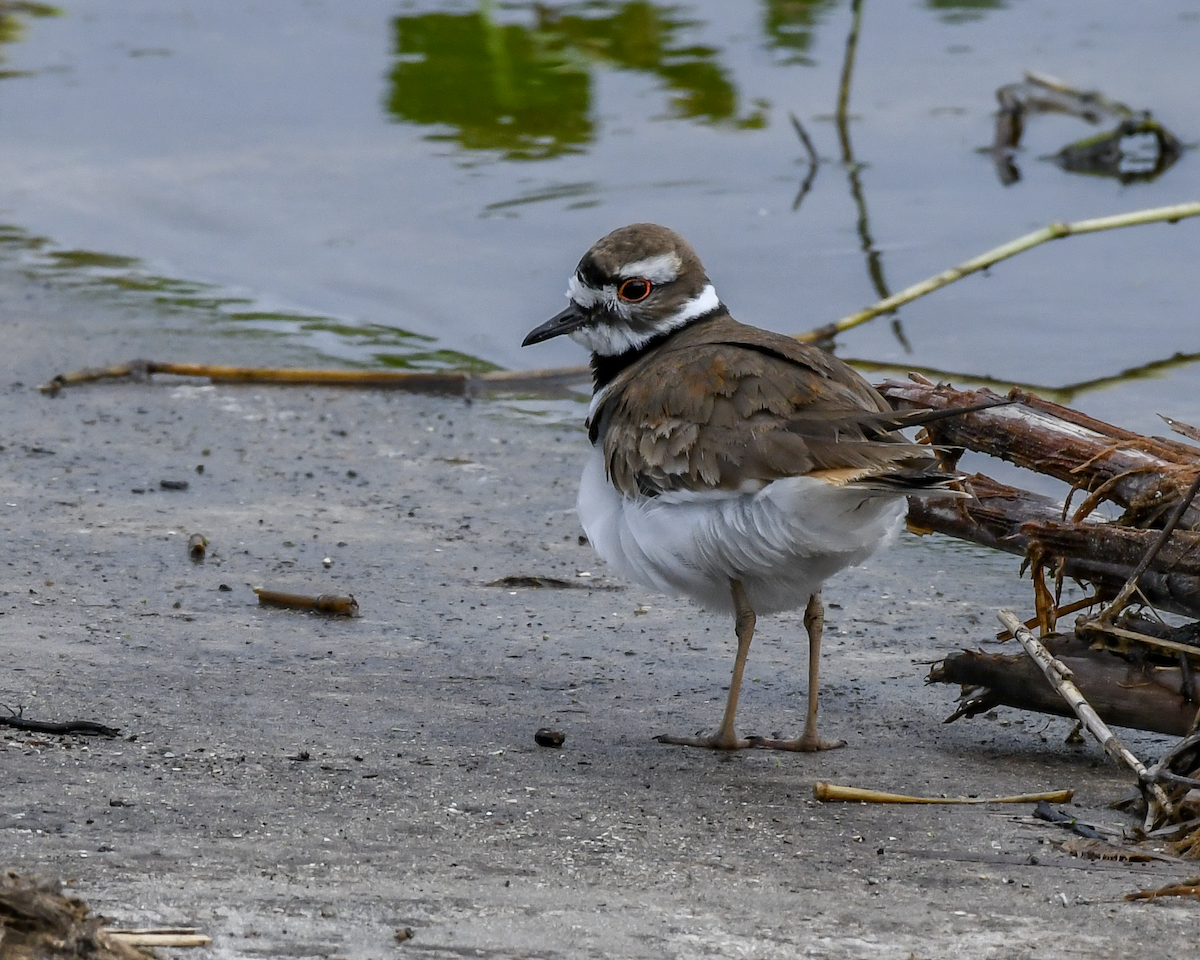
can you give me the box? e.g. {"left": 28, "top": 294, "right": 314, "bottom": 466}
{"left": 0, "top": 2, "right": 58, "bottom": 78}
{"left": 831, "top": 0, "right": 910, "bottom": 352}
{"left": 764, "top": 0, "right": 836, "bottom": 65}
{"left": 5, "top": 219, "right": 1198, "bottom": 403}
{"left": 923, "top": 0, "right": 1007, "bottom": 25}
{"left": 386, "top": 2, "right": 765, "bottom": 161}
{"left": 0, "top": 224, "right": 496, "bottom": 372}
{"left": 992, "top": 73, "right": 1183, "bottom": 186}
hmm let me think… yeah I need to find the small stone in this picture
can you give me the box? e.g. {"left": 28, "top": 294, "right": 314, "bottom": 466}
{"left": 534, "top": 728, "right": 565, "bottom": 748}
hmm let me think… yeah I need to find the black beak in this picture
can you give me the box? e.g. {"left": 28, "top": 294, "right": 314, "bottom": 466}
{"left": 522, "top": 303, "right": 588, "bottom": 347}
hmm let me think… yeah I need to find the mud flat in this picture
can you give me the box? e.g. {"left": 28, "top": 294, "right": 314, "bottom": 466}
{"left": 1, "top": 272, "right": 1193, "bottom": 958}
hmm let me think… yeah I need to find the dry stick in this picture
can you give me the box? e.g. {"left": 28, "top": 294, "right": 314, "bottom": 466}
{"left": 997, "top": 609, "right": 1175, "bottom": 828}
{"left": 104, "top": 929, "right": 212, "bottom": 947}
{"left": 40, "top": 360, "right": 590, "bottom": 395}
{"left": 796, "top": 201, "right": 1200, "bottom": 344}
{"left": 813, "top": 782, "right": 1072, "bottom": 804}
{"left": 1099, "top": 467, "right": 1200, "bottom": 624}
{"left": 1161, "top": 414, "right": 1200, "bottom": 445}
{"left": 995, "top": 595, "right": 1099, "bottom": 641}
{"left": 1124, "top": 883, "right": 1200, "bottom": 902}
{"left": 853, "top": 350, "right": 1200, "bottom": 409}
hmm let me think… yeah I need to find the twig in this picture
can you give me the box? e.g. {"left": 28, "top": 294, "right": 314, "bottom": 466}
{"left": 797, "top": 201, "right": 1200, "bottom": 343}
{"left": 1160, "top": 414, "right": 1200, "bottom": 445}
{"left": 813, "top": 781, "right": 1072, "bottom": 804}
{"left": 103, "top": 928, "right": 211, "bottom": 947}
{"left": 851, "top": 349, "right": 1200, "bottom": 407}
{"left": 1099, "top": 467, "right": 1200, "bottom": 623}
{"left": 40, "top": 360, "right": 589, "bottom": 396}
{"left": 995, "top": 595, "right": 1099, "bottom": 641}
{"left": 1124, "top": 881, "right": 1200, "bottom": 902}
{"left": 0, "top": 705, "right": 120, "bottom": 737}
{"left": 998, "top": 609, "right": 1176, "bottom": 828}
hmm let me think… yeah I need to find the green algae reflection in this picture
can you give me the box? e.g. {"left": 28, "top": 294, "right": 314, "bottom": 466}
{"left": 0, "top": 224, "right": 496, "bottom": 372}
{"left": 0, "top": 2, "right": 59, "bottom": 79}
{"left": 762, "top": 0, "right": 836, "bottom": 66}
{"left": 385, "top": 1, "right": 767, "bottom": 161}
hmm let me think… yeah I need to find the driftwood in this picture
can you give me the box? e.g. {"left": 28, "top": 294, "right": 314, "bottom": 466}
{"left": 882, "top": 380, "right": 1200, "bottom": 530}
{"left": 892, "top": 378, "right": 1200, "bottom": 830}
{"left": 907, "top": 472, "right": 1200, "bottom": 621}
{"left": 0, "top": 872, "right": 152, "bottom": 960}
{"left": 0, "top": 707, "right": 119, "bottom": 738}
{"left": 931, "top": 634, "right": 1198, "bottom": 737}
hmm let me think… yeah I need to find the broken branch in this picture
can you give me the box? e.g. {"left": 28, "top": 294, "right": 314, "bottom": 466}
{"left": 40, "top": 359, "right": 589, "bottom": 397}
{"left": 797, "top": 201, "right": 1200, "bottom": 342}
{"left": 930, "top": 637, "right": 1199, "bottom": 737}
{"left": 0, "top": 706, "right": 120, "bottom": 737}
{"left": 998, "top": 609, "right": 1175, "bottom": 827}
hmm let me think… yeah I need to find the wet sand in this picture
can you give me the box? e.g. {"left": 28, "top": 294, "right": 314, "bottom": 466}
{"left": 2, "top": 270, "right": 1193, "bottom": 958}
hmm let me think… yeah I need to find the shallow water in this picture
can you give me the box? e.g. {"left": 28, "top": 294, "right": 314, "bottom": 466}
{"left": 0, "top": 1, "right": 1197, "bottom": 433}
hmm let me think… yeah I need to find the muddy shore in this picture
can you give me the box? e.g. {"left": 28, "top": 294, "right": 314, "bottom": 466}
{"left": 2, "top": 272, "right": 1195, "bottom": 958}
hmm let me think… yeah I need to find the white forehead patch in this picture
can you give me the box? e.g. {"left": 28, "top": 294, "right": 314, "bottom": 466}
{"left": 616, "top": 252, "right": 682, "bottom": 284}
{"left": 566, "top": 274, "right": 603, "bottom": 308}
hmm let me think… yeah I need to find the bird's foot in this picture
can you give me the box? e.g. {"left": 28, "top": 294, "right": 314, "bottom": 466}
{"left": 748, "top": 733, "right": 846, "bottom": 752}
{"left": 655, "top": 731, "right": 755, "bottom": 751}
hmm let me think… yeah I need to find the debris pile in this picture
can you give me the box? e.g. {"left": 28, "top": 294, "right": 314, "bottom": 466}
{"left": 882, "top": 377, "right": 1200, "bottom": 837}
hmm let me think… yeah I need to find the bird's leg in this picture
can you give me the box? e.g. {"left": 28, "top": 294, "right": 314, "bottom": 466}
{"left": 656, "top": 579, "right": 756, "bottom": 750}
{"left": 750, "top": 590, "right": 846, "bottom": 752}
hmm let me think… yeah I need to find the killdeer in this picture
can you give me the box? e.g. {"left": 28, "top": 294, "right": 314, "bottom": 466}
{"left": 523, "top": 223, "right": 967, "bottom": 751}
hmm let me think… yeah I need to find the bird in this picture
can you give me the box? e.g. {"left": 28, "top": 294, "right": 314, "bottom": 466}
{"left": 523, "top": 223, "right": 970, "bottom": 751}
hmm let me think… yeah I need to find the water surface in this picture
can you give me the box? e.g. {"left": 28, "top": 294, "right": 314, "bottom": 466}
{"left": 0, "top": 1, "right": 1197, "bottom": 433}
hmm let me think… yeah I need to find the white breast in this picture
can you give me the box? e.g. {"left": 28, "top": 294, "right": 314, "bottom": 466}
{"left": 576, "top": 445, "right": 905, "bottom": 616}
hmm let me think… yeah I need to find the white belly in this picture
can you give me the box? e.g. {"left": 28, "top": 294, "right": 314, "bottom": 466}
{"left": 577, "top": 445, "right": 905, "bottom": 616}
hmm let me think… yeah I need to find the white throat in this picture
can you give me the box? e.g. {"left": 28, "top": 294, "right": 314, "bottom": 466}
{"left": 565, "top": 283, "right": 721, "bottom": 356}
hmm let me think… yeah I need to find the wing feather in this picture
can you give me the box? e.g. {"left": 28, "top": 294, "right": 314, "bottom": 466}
{"left": 594, "top": 315, "right": 953, "bottom": 499}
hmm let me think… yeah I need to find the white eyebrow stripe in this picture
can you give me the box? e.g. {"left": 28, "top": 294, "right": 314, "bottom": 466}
{"left": 667, "top": 283, "right": 720, "bottom": 325}
{"left": 616, "top": 252, "right": 682, "bottom": 283}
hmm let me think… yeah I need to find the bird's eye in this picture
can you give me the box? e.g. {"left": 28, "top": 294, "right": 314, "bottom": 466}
{"left": 618, "top": 278, "right": 652, "bottom": 303}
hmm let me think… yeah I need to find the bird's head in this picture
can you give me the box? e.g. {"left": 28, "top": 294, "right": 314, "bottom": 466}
{"left": 522, "top": 223, "right": 721, "bottom": 357}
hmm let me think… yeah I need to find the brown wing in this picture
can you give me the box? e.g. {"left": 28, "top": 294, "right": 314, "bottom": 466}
{"left": 593, "top": 315, "right": 944, "bottom": 498}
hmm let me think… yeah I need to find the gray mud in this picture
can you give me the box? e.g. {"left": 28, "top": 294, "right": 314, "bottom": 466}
{"left": 1, "top": 274, "right": 1194, "bottom": 958}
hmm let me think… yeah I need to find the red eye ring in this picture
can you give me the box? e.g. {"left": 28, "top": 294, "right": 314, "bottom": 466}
{"left": 617, "top": 278, "right": 652, "bottom": 303}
